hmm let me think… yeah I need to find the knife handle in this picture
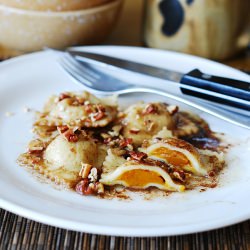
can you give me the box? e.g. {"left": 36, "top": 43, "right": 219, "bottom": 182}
{"left": 180, "top": 69, "right": 250, "bottom": 111}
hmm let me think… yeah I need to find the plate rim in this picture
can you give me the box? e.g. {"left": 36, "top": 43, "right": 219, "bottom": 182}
{"left": 2, "top": 45, "right": 250, "bottom": 81}
{"left": 1, "top": 197, "right": 249, "bottom": 237}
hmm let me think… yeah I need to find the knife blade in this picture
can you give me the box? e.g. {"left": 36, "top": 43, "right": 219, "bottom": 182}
{"left": 68, "top": 50, "right": 250, "bottom": 112}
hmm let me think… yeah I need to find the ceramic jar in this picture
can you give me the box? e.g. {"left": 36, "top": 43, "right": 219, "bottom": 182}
{"left": 144, "top": 0, "right": 250, "bottom": 60}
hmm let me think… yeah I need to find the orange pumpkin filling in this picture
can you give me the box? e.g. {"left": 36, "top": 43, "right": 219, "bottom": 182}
{"left": 117, "top": 169, "right": 165, "bottom": 187}
{"left": 150, "top": 147, "right": 190, "bottom": 167}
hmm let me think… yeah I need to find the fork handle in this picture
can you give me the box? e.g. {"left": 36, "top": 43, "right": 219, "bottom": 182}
{"left": 180, "top": 69, "right": 250, "bottom": 111}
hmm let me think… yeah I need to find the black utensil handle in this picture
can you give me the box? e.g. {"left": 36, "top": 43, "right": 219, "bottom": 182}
{"left": 180, "top": 69, "right": 250, "bottom": 101}
{"left": 180, "top": 69, "right": 250, "bottom": 111}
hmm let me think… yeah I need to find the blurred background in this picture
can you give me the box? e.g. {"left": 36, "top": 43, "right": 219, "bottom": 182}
{"left": 0, "top": 0, "right": 249, "bottom": 70}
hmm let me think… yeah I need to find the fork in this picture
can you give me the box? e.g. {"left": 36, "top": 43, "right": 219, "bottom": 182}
{"left": 58, "top": 53, "right": 250, "bottom": 130}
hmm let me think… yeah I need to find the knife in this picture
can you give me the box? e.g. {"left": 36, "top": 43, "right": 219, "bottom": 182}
{"left": 67, "top": 50, "right": 250, "bottom": 112}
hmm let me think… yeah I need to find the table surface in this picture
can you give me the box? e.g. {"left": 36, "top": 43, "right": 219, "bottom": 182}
{"left": 0, "top": 0, "right": 250, "bottom": 249}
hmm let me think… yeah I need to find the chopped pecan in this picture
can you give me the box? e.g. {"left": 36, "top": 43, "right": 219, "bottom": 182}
{"left": 118, "top": 112, "right": 126, "bottom": 119}
{"left": 112, "top": 125, "right": 122, "bottom": 132}
{"left": 75, "top": 179, "right": 95, "bottom": 195}
{"left": 103, "top": 137, "right": 112, "bottom": 144}
{"left": 73, "top": 127, "right": 80, "bottom": 133}
{"left": 173, "top": 170, "right": 186, "bottom": 182}
{"left": 79, "top": 163, "right": 92, "bottom": 178}
{"left": 84, "top": 118, "right": 92, "bottom": 123}
{"left": 75, "top": 97, "right": 85, "bottom": 105}
{"left": 31, "top": 156, "right": 41, "bottom": 164}
{"left": 70, "top": 147, "right": 76, "bottom": 153}
{"left": 208, "top": 171, "right": 215, "bottom": 177}
{"left": 166, "top": 105, "right": 179, "bottom": 115}
{"left": 129, "top": 128, "right": 140, "bottom": 134}
{"left": 75, "top": 179, "right": 104, "bottom": 196}
{"left": 119, "top": 138, "right": 133, "bottom": 148}
{"left": 152, "top": 137, "right": 162, "bottom": 143}
{"left": 108, "top": 125, "right": 122, "bottom": 137}
{"left": 28, "top": 140, "right": 45, "bottom": 154}
{"left": 93, "top": 112, "right": 105, "bottom": 121}
{"left": 97, "top": 104, "right": 106, "bottom": 113}
{"left": 210, "top": 183, "right": 217, "bottom": 188}
{"left": 108, "top": 131, "right": 118, "bottom": 137}
{"left": 63, "top": 129, "right": 78, "bottom": 142}
{"left": 80, "top": 130, "right": 88, "bottom": 137}
{"left": 84, "top": 104, "right": 93, "bottom": 113}
{"left": 28, "top": 147, "right": 44, "bottom": 154}
{"left": 57, "top": 125, "right": 69, "bottom": 134}
{"left": 143, "top": 104, "right": 158, "bottom": 115}
{"left": 129, "top": 151, "right": 147, "bottom": 161}
{"left": 141, "top": 140, "right": 150, "bottom": 148}
{"left": 96, "top": 182, "right": 104, "bottom": 194}
{"left": 88, "top": 168, "right": 98, "bottom": 182}
{"left": 58, "top": 93, "right": 71, "bottom": 102}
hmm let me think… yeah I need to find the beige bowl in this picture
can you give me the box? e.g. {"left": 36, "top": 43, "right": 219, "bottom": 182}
{"left": 0, "top": 0, "right": 112, "bottom": 11}
{"left": 0, "top": 0, "right": 122, "bottom": 54}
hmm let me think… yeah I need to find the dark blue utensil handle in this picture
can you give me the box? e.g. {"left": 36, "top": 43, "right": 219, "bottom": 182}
{"left": 180, "top": 69, "right": 250, "bottom": 111}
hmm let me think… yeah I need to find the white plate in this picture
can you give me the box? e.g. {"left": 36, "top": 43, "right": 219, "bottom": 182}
{"left": 0, "top": 46, "right": 250, "bottom": 237}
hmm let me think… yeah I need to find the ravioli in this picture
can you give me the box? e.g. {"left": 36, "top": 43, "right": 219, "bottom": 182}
{"left": 18, "top": 132, "right": 100, "bottom": 188}
{"left": 34, "top": 91, "right": 118, "bottom": 138}
{"left": 44, "top": 134, "right": 98, "bottom": 171}
{"left": 122, "top": 103, "right": 175, "bottom": 146}
{"left": 142, "top": 138, "right": 207, "bottom": 176}
{"left": 100, "top": 149, "right": 185, "bottom": 192}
